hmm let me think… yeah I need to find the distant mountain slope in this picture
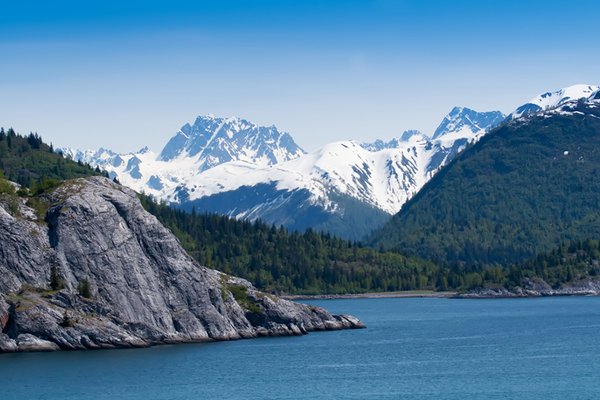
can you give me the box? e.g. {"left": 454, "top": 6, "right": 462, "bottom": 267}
{"left": 59, "top": 108, "right": 503, "bottom": 239}
{"left": 370, "top": 87, "right": 600, "bottom": 265}
{"left": 360, "top": 130, "right": 422, "bottom": 151}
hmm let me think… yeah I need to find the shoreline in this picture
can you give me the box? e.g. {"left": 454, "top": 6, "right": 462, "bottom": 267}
{"left": 282, "top": 287, "right": 600, "bottom": 301}
{"left": 282, "top": 290, "right": 458, "bottom": 301}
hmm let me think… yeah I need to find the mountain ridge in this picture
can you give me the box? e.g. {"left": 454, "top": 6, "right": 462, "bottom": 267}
{"left": 59, "top": 106, "right": 504, "bottom": 238}
{"left": 432, "top": 107, "right": 505, "bottom": 140}
{"left": 158, "top": 115, "right": 305, "bottom": 169}
{"left": 59, "top": 84, "right": 598, "bottom": 239}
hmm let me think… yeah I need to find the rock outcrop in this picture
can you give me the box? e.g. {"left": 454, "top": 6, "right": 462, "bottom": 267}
{"left": 457, "top": 277, "right": 600, "bottom": 298}
{"left": 0, "top": 177, "right": 363, "bottom": 352}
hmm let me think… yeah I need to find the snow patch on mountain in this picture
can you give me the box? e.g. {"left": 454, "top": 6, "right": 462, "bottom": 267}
{"left": 360, "top": 130, "right": 425, "bottom": 151}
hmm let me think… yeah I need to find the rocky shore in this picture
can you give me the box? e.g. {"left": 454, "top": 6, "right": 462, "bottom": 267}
{"left": 284, "top": 279, "right": 600, "bottom": 301}
{"left": 283, "top": 291, "right": 457, "bottom": 300}
{"left": 457, "top": 277, "right": 600, "bottom": 298}
{"left": 0, "top": 177, "right": 363, "bottom": 353}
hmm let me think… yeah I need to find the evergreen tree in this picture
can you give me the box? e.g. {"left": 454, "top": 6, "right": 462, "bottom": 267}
{"left": 50, "top": 265, "right": 65, "bottom": 291}
{"left": 77, "top": 279, "right": 92, "bottom": 298}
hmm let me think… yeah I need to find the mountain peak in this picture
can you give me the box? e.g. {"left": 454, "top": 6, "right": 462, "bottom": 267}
{"left": 158, "top": 115, "right": 305, "bottom": 170}
{"left": 432, "top": 107, "right": 505, "bottom": 140}
{"left": 448, "top": 106, "right": 466, "bottom": 115}
{"left": 509, "top": 84, "right": 600, "bottom": 120}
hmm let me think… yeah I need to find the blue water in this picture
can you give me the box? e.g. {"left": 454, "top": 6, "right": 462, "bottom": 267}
{"left": 3, "top": 297, "right": 600, "bottom": 399}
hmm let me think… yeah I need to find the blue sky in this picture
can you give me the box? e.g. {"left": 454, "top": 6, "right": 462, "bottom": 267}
{"left": 1, "top": 0, "right": 598, "bottom": 152}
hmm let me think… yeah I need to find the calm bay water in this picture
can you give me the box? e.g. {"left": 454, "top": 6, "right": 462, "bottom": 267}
{"left": 3, "top": 296, "right": 600, "bottom": 399}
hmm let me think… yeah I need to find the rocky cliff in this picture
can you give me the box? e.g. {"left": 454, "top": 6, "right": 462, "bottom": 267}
{"left": 0, "top": 177, "right": 363, "bottom": 352}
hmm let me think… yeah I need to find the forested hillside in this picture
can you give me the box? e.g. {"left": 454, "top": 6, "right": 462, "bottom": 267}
{"left": 370, "top": 100, "right": 600, "bottom": 267}
{"left": 514, "top": 239, "right": 600, "bottom": 288}
{"left": 140, "top": 195, "right": 449, "bottom": 294}
{"left": 0, "top": 128, "right": 106, "bottom": 189}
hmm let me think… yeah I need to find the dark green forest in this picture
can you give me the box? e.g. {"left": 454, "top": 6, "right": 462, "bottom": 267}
{"left": 138, "top": 193, "right": 600, "bottom": 293}
{"left": 139, "top": 194, "right": 448, "bottom": 294}
{"left": 371, "top": 101, "right": 600, "bottom": 267}
{"left": 1, "top": 126, "right": 599, "bottom": 294}
{"left": 0, "top": 127, "right": 107, "bottom": 190}
{"left": 512, "top": 239, "right": 600, "bottom": 288}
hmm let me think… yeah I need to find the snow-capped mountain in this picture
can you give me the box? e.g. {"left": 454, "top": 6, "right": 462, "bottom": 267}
{"left": 61, "top": 115, "right": 306, "bottom": 186}
{"left": 57, "top": 84, "right": 600, "bottom": 239}
{"left": 60, "top": 147, "right": 119, "bottom": 166}
{"left": 509, "top": 84, "right": 599, "bottom": 120}
{"left": 432, "top": 107, "right": 505, "bottom": 142}
{"left": 169, "top": 137, "right": 427, "bottom": 216}
{"left": 59, "top": 107, "right": 504, "bottom": 239}
{"left": 58, "top": 114, "right": 306, "bottom": 196}
{"left": 158, "top": 115, "right": 305, "bottom": 170}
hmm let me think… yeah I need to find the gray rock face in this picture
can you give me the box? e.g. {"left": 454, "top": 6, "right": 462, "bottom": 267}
{"left": 0, "top": 177, "right": 363, "bottom": 352}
